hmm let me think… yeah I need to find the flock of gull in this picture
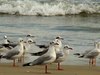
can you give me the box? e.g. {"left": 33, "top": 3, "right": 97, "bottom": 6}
{"left": 0, "top": 35, "right": 100, "bottom": 74}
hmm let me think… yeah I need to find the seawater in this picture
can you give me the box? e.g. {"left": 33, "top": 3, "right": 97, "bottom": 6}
{"left": 0, "top": 0, "right": 100, "bottom": 16}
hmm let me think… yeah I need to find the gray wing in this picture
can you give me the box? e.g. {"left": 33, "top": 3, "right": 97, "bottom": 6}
{"left": 56, "top": 52, "right": 63, "bottom": 59}
{"left": 79, "top": 50, "right": 92, "bottom": 58}
{"left": 0, "top": 44, "right": 3, "bottom": 48}
{"left": 23, "top": 55, "right": 52, "bottom": 66}
{"left": 0, "top": 43, "right": 18, "bottom": 49}
{"left": 36, "top": 44, "right": 49, "bottom": 49}
{"left": 83, "top": 50, "right": 91, "bottom": 55}
{"left": 3, "top": 50, "right": 20, "bottom": 59}
{"left": 85, "top": 51, "right": 99, "bottom": 58}
{"left": 30, "top": 49, "right": 48, "bottom": 56}
{"left": 31, "top": 56, "right": 52, "bottom": 65}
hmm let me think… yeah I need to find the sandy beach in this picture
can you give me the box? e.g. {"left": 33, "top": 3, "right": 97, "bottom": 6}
{"left": 0, "top": 63, "right": 100, "bottom": 75}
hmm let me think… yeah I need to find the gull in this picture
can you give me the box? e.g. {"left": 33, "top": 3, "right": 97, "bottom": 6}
{"left": 3, "top": 35, "right": 11, "bottom": 44}
{"left": 30, "top": 45, "right": 73, "bottom": 70}
{"left": 18, "top": 38, "right": 36, "bottom": 63}
{"left": 0, "top": 38, "right": 24, "bottom": 67}
{"left": 30, "top": 36, "right": 65, "bottom": 70}
{"left": 26, "top": 34, "right": 35, "bottom": 37}
{"left": 55, "top": 45, "right": 73, "bottom": 70}
{"left": 0, "top": 35, "right": 17, "bottom": 50}
{"left": 53, "top": 36, "right": 63, "bottom": 50}
{"left": 23, "top": 42, "right": 58, "bottom": 74}
{"left": 24, "top": 38, "right": 36, "bottom": 52}
{"left": 29, "top": 36, "right": 64, "bottom": 56}
{"left": 74, "top": 42, "right": 100, "bottom": 66}
{"left": 35, "top": 36, "right": 63, "bottom": 50}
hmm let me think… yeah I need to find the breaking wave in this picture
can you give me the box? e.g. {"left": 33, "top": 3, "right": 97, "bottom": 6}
{"left": 0, "top": 0, "right": 100, "bottom": 16}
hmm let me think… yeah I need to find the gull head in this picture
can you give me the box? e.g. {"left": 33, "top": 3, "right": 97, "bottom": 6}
{"left": 56, "top": 36, "right": 64, "bottom": 40}
{"left": 4, "top": 35, "right": 7, "bottom": 39}
{"left": 94, "top": 41, "right": 100, "bottom": 48}
{"left": 18, "top": 38, "right": 24, "bottom": 43}
{"left": 27, "top": 38, "right": 36, "bottom": 44}
{"left": 63, "top": 45, "right": 73, "bottom": 50}
{"left": 50, "top": 41, "right": 59, "bottom": 46}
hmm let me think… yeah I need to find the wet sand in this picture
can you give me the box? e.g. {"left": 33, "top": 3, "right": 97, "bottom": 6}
{"left": 0, "top": 63, "right": 100, "bottom": 75}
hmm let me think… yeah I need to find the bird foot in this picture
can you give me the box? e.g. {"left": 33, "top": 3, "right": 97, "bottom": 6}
{"left": 45, "top": 72, "right": 51, "bottom": 74}
{"left": 57, "top": 68, "right": 64, "bottom": 70}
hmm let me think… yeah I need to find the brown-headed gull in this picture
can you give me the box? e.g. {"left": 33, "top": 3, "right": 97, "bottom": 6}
{"left": 0, "top": 38, "right": 24, "bottom": 67}
{"left": 18, "top": 38, "right": 35, "bottom": 63}
{"left": 55, "top": 45, "right": 73, "bottom": 70}
{"left": 0, "top": 35, "right": 18, "bottom": 50}
{"left": 74, "top": 42, "right": 100, "bottom": 66}
{"left": 35, "top": 36, "right": 63, "bottom": 50}
{"left": 53, "top": 36, "right": 63, "bottom": 52}
{"left": 23, "top": 42, "right": 58, "bottom": 74}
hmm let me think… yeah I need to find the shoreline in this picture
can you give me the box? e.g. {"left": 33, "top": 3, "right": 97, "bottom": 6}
{"left": 0, "top": 63, "right": 100, "bottom": 75}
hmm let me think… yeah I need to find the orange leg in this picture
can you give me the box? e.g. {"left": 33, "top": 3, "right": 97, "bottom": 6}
{"left": 57, "top": 63, "right": 63, "bottom": 70}
{"left": 18, "top": 57, "right": 22, "bottom": 63}
{"left": 18, "top": 54, "right": 24, "bottom": 63}
{"left": 45, "top": 65, "right": 51, "bottom": 74}
{"left": 13, "top": 59, "right": 16, "bottom": 67}
{"left": 92, "top": 58, "right": 96, "bottom": 66}
{"left": 89, "top": 58, "right": 92, "bottom": 66}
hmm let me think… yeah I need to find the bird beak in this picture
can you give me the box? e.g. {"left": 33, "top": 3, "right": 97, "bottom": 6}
{"left": 24, "top": 41, "right": 27, "bottom": 43}
{"left": 61, "top": 38, "right": 64, "bottom": 40}
{"left": 69, "top": 47, "right": 73, "bottom": 50}
{"left": 32, "top": 41, "right": 36, "bottom": 44}
{"left": 55, "top": 43, "right": 59, "bottom": 45}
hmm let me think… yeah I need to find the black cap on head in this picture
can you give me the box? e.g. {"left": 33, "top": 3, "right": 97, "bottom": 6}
{"left": 56, "top": 36, "right": 63, "bottom": 40}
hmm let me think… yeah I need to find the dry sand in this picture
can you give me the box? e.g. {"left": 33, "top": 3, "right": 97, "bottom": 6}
{"left": 0, "top": 63, "right": 100, "bottom": 75}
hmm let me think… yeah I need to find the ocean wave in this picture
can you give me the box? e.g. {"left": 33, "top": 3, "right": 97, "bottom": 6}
{"left": 0, "top": 0, "right": 100, "bottom": 16}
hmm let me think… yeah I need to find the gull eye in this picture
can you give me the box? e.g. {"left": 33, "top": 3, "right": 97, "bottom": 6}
{"left": 64, "top": 45, "right": 68, "bottom": 48}
{"left": 28, "top": 40, "right": 32, "bottom": 42}
{"left": 20, "top": 40, "right": 23, "bottom": 42}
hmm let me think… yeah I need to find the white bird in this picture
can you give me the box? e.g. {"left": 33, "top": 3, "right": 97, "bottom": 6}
{"left": 23, "top": 42, "right": 58, "bottom": 74}
{"left": 0, "top": 38, "right": 24, "bottom": 67}
{"left": 24, "top": 38, "right": 36, "bottom": 52}
{"left": 55, "top": 45, "right": 73, "bottom": 70}
{"left": 53, "top": 36, "right": 63, "bottom": 53}
{"left": 30, "top": 36, "right": 65, "bottom": 70}
{"left": 4, "top": 35, "right": 10, "bottom": 44}
{"left": 17, "top": 38, "right": 35, "bottom": 63}
{"left": 74, "top": 42, "right": 100, "bottom": 66}
{"left": 0, "top": 35, "right": 17, "bottom": 50}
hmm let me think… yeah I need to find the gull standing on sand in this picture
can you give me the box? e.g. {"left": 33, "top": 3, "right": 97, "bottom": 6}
{"left": 18, "top": 38, "right": 35, "bottom": 63}
{"left": 54, "top": 45, "right": 73, "bottom": 70}
{"left": 0, "top": 38, "right": 24, "bottom": 67}
{"left": 30, "top": 36, "right": 64, "bottom": 70}
{"left": 53, "top": 36, "right": 65, "bottom": 70}
{"left": 23, "top": 42, "right": 58, "bottom": 74}
{"left": 74, "top": 42, "right": 100, "bottom": 66}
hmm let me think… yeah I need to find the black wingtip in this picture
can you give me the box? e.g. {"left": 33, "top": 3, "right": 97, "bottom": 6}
{"left": 79, "top": 55, "right": 84, "bottom": 58}
{"left": 73, "top": 53, "right": 80, "bottom": 56}
{"left": 23, "top": 63, "right": 31, "bottom": 67}
{"left": 0, "top": 55, "right": 3, "bottom": 59}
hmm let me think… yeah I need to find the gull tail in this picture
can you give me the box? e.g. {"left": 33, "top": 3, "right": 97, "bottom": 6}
{"left": 0, "top": 55, "right": 3, "bottom": 59}
{"left": 79, "top": 55, "right": 84, "bottom": 58}
{"left": 23, "top": 62, "right": 31, "bottom": 66}
{"left": 30, "top": 50, "right": 48, "bottom": 56}
{"left": 73, "top": 53, "right": 80, "bottom": 56}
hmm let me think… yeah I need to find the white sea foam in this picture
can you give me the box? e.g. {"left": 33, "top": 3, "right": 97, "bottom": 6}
{"left": 0, "top": 0, "right": 100, "bottom": 16}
